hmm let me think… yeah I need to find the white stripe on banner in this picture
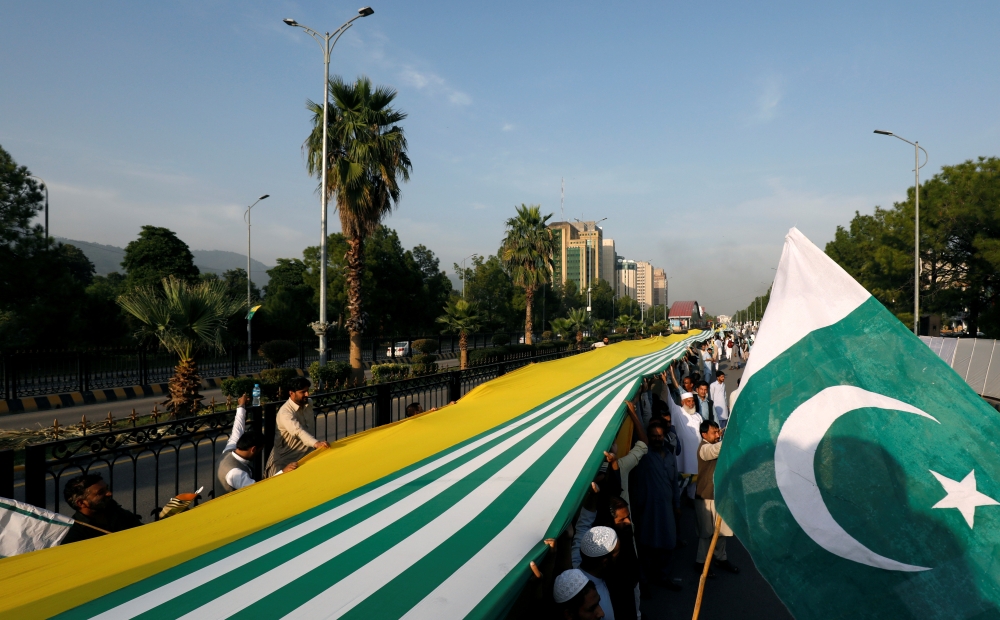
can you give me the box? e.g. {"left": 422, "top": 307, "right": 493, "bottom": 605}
{"left": 92, "top": 340, "right": 697, "bottom": 620}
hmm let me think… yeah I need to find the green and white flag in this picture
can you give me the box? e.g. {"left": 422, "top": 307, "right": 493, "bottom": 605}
{"left": 716, "top": 228, "right": 1000, "bottom": 620}
{"left": 0, "top": 498, "right": 73, "bottom": 557}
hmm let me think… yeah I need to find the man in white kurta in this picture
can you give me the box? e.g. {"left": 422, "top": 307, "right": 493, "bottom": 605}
{"left": 709, "top": 371, "right": 729, "bottom": 428}
{"left": 661, "top": 385, "right": 703, "bottom": 498}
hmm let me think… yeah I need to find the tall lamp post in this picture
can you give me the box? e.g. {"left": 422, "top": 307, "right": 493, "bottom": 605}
{"left": 285, "top": 7, "right": 374, "bottom": 365}
{"left": 461, "top": 253, "right": 478, "bottom": 298}
{"left": 29, "top": 176, "right": 49, "bottom": 243}
{"left": 245, "top": 194, "right": 269, "bottom": 364}
{"left": 874, "top": 130, "right": 928, "bottom": 336}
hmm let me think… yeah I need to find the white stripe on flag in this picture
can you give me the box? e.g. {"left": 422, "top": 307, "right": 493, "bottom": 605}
{"left": 0, "top": 498, "right": 73, "bottom": 558}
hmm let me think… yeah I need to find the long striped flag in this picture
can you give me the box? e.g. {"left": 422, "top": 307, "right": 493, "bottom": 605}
{"left": 0, "top": 332, "right": 712, "bottom": 619}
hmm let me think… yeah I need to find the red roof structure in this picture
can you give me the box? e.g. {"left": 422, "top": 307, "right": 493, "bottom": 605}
{"left": 669, "top": 300, "right": 701, "bottom": 319}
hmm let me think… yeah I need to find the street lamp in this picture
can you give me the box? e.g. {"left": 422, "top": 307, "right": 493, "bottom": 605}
{"left": 874, "top": 129, "right": 928, "bottom": 336}
{"left": 245, "top": 194, "right": 269, "bottom": 365}
{"left": 29, "top": 176, "right": 48, "bottom": 243}
{"left": 461, "top": 253, "right": 478, "bottom": 298}
{"left": 285, "top": 7, "right": 374, "bottom": 365}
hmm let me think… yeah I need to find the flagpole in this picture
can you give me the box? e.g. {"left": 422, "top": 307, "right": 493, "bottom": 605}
{"left": 692, "top": 514, "right": 723, "bottom": 620}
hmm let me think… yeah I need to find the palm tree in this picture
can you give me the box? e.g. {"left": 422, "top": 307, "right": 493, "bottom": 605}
{"left": 591, "top": 319, "right": 611, "bottom": 339}
{"left": 549, "top": 318, "right": 572, "bottom": 341}
{"left": 304, "top": 76, "right": 411, "bottom": 376}
{"left": 566, "top": 308, "right": 590, "bottom": 350}
{"left": 117, "top": 276, "right": 243, "bottom": 416}
{"left": 499, "top": 204, "right": 556, "bottom": 346}
{"left": 437, "top": 298, "right": 482, "bottom": 369}
{"left": 617, "top": 314, "right": 640, "bottom": 337}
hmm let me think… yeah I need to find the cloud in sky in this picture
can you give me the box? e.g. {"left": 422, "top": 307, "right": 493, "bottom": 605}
{"left": 398, "top": 67, "right": 471, "bottom": 106}
{"left": 754, "top": 74, "right": 784, "bottom": 123}
{"left": 501, "top": 123, "right": 515, "bottom": 132}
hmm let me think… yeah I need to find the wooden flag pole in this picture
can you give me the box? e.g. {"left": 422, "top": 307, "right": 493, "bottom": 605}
{"left": 73, "top": 520, "right": 112, "bottom": 535}
{"left": 692, "top": 514, "right": 723, "bottom": 620}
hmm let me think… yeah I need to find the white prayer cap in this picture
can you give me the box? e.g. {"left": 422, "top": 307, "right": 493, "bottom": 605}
{"left": 680, "top": 391, "right": 695, "bottom": 401}
{"left": 553, "top": 569, "right": 590, "bottom": 604}
{"left": 581, "top": 526, "right": 618, "bottom": 558}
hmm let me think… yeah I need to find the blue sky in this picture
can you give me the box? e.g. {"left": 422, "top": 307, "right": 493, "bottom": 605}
{"left": 2, "top": 1, "right": 998, "bottom": 314}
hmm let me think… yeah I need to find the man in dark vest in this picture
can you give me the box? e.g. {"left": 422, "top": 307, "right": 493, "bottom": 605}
{"left": 694, "top": 420, "right": 739, "bottom": 576}
{"left": 217, "top": 430, "right": 298, "bottom": 495}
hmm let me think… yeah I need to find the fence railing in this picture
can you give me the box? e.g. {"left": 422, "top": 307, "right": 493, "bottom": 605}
{"left": 921, "top": 336, "right": 1000, "bottom": 401}
{"left": 1, "top": 333, "right": 534, "bottom": 400}
{"left": 8, "top": 347, "right": 582, "bottom": 520}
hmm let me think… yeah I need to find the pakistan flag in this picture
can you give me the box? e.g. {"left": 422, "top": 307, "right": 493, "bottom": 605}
{"left": 716, "top": 228, "right": 1000, "bottom": 620}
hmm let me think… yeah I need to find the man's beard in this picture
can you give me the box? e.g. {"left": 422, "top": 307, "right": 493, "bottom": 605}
{"left": 88, "top": 495, "right": 119, "bottom": 513}
{"left": 682, "top": 404, "right": 697, "bottom": 416}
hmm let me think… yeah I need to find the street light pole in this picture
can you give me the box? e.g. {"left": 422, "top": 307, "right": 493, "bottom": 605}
{"left": 245, "top": 195, "right": 269, "bottom": 365}
{"left": 285, "top": 7, "right": 374, "bottom": 366}
{"left": 874, "top": 130, "right": 928, "bottom": 336}
{"left": 461, "top": 253, "right": 478, "bottom": 298}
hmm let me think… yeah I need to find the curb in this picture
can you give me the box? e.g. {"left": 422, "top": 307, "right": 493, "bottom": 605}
{"left": 0, "top": 369, "right": 305, "bottom": 416}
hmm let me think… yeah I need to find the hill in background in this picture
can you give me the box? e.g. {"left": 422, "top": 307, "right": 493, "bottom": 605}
{"left": 54, "top": 237, "right": 273, "bottom": 287}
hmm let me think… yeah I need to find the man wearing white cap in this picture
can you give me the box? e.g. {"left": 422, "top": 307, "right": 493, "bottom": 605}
{"left": 579, "top": 525, "right": 635, "bottom": 619}
{"left": 660, "top": 382, "right": 703, "bottom": 499}
{"left": 554, "top": 569, "right": 605, "bottom": 619}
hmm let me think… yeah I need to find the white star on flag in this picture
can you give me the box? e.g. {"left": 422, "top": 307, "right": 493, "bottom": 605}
{"left": 929, "top": 469, "right": 999, "bottom": 528}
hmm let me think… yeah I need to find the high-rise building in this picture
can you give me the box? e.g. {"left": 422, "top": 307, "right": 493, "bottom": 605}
{"left": 601, "top": 239, "right": 616, "bottom": 285}
{"left": 548, "top": 221, "right": 604, "bottom": 293}
{"left": 653, "top": 268, "right": 667, "bottom": 321}
{"left": 617, "top": 258, "right": 637, "bottom": 301}
{"left": 635, "top": 261, "right": 653, "bottom": 311}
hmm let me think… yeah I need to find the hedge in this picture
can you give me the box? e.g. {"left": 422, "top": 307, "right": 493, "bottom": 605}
{"left": 371, "top": 363, "right": 411, "bottom": 383}
{"left": 308, "top": 361, "right": 353, "bottom": 391}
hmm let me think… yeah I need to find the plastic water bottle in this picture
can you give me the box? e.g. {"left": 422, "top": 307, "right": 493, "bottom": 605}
{"left": 252, "top": 384, "right": 261, "bottom": 407}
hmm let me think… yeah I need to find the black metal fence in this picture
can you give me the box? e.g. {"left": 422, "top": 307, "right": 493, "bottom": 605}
{"left": 1, "top": 333, "right": 530, "bottom": 400}
{"left": 8, "top": 347, "right": 581, "bottom": 520}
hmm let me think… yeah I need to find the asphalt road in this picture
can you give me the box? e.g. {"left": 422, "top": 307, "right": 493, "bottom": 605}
{"left": 0, "top": 357, "right": 461, "bottom": 431}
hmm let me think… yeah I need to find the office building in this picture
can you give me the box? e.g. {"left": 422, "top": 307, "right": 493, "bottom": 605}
{"left": 548, "top": 221, "right": 604, "bottom": 293}
{"left": 601, "top": 239, "right": 616, "bottom": 285}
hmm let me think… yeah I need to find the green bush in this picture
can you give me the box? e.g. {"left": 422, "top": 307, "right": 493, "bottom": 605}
{"left": 371, "top": 363, "right": 411, "bottom": 383}
{"left": 412, "top": 339, "right": 439, "bottom": 354}
{"left": 308, "top": 361, "right": 352, "bottom": 391}
{"left": 541, "top": 330, "right": 553, "bottom": 341}
{"left": 411, "top": 353, "right": 437, "bottom": 376}
{"left": 258, "top": 340, "right": 298, "bottom": 368}
{"left": 469, "top": 346, "right": 507, "bottom": 366}
{"left": 221, "top": 377, "right": 258, "bottom": 399}
{"left": 535, "top": 341, "right": 558, "bottom": 351}
{"left": 491, "top": 333, "right": 511, "bottom": 346}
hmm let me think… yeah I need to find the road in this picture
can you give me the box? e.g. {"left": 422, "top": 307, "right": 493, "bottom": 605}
{"left": 0, "top": 357, "right": 460, "bottom": 432}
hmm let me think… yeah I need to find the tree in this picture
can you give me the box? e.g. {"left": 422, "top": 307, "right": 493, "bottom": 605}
{"left": 499, "top": 204, "right": 556, "bottom": 345}
{"left": 549, "top": 317, "right": 572, "bottom": 340}
{"left": 122, "top": 226, "right": 199, "bottom": 289}
{"left": 304, "top": 75, "right": 411, "bottom": 376}
{"left": 259, "top": 258, "right": 316, "bottom": 340}
{"left": 591, "top": 319, "right": 611, "bottom": 338}
{"left": 117, "top": 276, "right": 243, "bottom": 416}
{"left": 589, "top": 279, "right": 616, "bottom": 321}
{"left": 455, "top": 255, "right": 517, "bottom": 330}
{"left": 566, "top": 307, "right": 589, "bottom": 350}
{"left": 437, "top": 298, "right": 482, "bottom": 369}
